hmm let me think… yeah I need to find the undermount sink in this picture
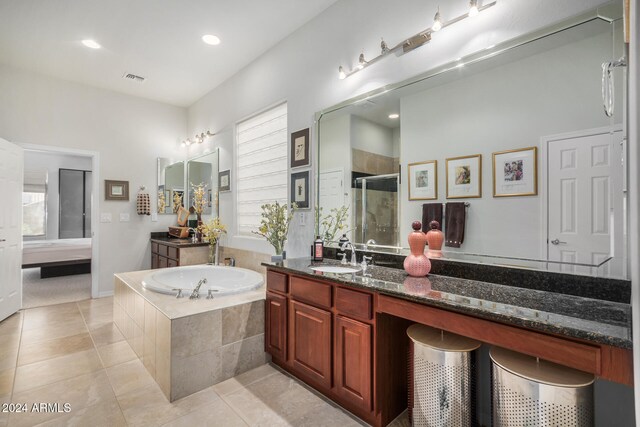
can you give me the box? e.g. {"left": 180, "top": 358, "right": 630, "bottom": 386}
{"left": 310, "top": 265, "right": 361, "bottom": 274}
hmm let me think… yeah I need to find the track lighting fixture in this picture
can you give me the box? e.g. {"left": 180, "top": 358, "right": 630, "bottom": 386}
{"left": 180, "top": 130, "right": 216, "bottom": 148}
{"left": 336, "top": 0, "right": 495, "bottom": 80}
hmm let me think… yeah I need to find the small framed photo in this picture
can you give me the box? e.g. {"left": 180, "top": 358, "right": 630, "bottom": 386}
{"left": 408, "top": 160, "right": 437, "bottom": 200}
{"left": 218, "top": 170, "right": 231, "bottom": 192}
{"left": 290, "top": 128, "right": 310, "bottom": 168}
{"left": 290, "top": 170, "right": 310, "bottom": 209}
{"left": 446, "top": 154, "right": 482, "bottom": 199}
{"left": 105, "top": 180, "right": 129, "bottom": 201}
{"left": 493, "top": 147, "right": 538, "bottom": 197}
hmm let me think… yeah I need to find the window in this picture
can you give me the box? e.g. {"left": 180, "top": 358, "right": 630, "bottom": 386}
{"left": 23, "top": 171, "right": 47, "bottom": 237}
{"left": 236, "top": 103, "right": 288, "bottom": 236}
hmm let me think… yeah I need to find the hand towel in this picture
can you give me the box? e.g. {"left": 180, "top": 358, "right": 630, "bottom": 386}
{"left": 445, "top": 202, "right": 466, "bottom": 247}
{"left": 137, "top": 192, "right": 151, "bottom": 216}
{"left": 421, "top": 203, "right": 443, "bottom": 233}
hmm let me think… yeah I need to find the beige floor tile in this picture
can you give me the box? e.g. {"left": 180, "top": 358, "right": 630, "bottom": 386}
{"left": 89, "top": 322, "right": 125, "bottom": 346}
{"left": 0, "top": 395, "right": 9, "bottom": 427}
{"left": 0, "top": 369, "right": 14, "bottom": 398}
{"left": 0, "top": 312, "right": 22, "bottom": 338}
{"left": 161, "top": 399, "right": 248, "bottom": 427}
{"left": 97, "top": 340, "right": 137, "bottom": 368}
{"left": 20, "top": 318, "right": 88, "bottom": 345}
{"left": 22, "top": 303, "right": 83, "bottom": 331}
{"left": 9, "top": 370, "right": 115, "bottom": 427}
{"left": 387, "top": 410, "right": 410, "bottom": 427}
{"left": 35, "top": 397, "right": 126, "bottom": 427}
{"left": 213, "top": 363, "right": 278, "bottom": 396}
{"left": 18, "top": 332, "right": 94, "bottom": 366}
{"left": 13, "top": 349, "right": 102, "bottom": 394}
{"left": 77, "top": 297, "right": 113, "bottom": 312}
{"left": 79, "top": 300, "right": 114, "bottom": 328}
{"left": 0, "top": 344, "right": 19, "bottom": 372}
{"left": 117, "top": 383, "right": 219, "bottom": 427}
{"left": 106, "top": 359, "right": 156, "bottom": 396}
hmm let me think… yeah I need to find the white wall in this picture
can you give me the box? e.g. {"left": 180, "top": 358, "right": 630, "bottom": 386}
{"left": 23, "top": 150, "right": 92, "bottom": 241}
{"left": 0, "top": 63, "right": 187, "bottom": 295}
{"left": 186, "top": 0, "right": 609, "bottom": 258}
{"left": 400, "top": 29, "right": 616, "bottom": 258}
{"left": 351, "top": 116, "right": 394, "bottom": 157}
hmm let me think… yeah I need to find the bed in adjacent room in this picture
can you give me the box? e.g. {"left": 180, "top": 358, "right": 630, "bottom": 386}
{"left": 22, "top": 238, "right": 92, "bottom": 278}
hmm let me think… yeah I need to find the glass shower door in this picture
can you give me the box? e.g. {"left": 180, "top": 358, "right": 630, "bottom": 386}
{"left": 354, "top": 173, "right": 399, "bottom": 247}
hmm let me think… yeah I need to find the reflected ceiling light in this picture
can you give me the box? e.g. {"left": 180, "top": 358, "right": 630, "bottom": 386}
{"left": 388, "top": 113, "right": 400, "bottom": 119}
{"left": 81, "top": 39, "right": 101, "bottom": 49}
{"left": 185, "top": 139, "right": 192, "bottom": 146}
{"left": 468, "top": 0, "right": 479, "bottom": 17}
{"left": 181, "top": 141, "right": 186, "bottom": 147}
{"left": 202, "top": 34, "right": 221, "bottom": 45}
{"left": 485, "top": 44, "right": 495, "bottom": 50}
{"left": 432, "top": 7, "right": 443, "bottom": 32}
{"left": 338, "top": 66, "right": 346, "bottom": 80}
{"left": 358, "top": 53, "right": 367, "bottom": 70}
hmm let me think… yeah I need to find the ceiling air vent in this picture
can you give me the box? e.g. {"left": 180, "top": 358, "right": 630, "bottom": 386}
{"left": 122, "top": 73, "right": 145, "bottom": 83}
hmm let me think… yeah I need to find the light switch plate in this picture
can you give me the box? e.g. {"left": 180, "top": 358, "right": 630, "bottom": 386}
{"left": 299, "top": 212, "right": 306, "bottom": 226}
{"left": 119, "top": 213, "right": 130, "bottom": 222}
{"left": 100, "top": 213, "right": 112, "bottom": 223}
{"left": 151, "top": 212, "right": 158, "bottom": 222}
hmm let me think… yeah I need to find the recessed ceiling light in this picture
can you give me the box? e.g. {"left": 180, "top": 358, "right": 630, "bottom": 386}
{"left": 202, "top": 35, "right": 221, "bottom": 46}
{"left": 388, "top": 113, "right": 400, "bottom": 119}
{"left": 81, "top": 39, "right": 101, "bottom": 49}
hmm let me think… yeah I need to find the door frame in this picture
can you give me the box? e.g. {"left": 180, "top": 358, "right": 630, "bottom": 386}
{"left": 539, "top": 124, "right": 624, "bottom": 268}
{"left": 20, "top": 143, "right": 101, "bottom": 299}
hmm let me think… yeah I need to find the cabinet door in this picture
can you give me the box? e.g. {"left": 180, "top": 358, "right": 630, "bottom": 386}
{"left": 167, "top": 258, "right": 178, "bottom": 268}
{"left": 289, "top": 300, "right": 332, "bottom": 388}
{"left": 151, "top": 254, "right": 159, "bottom": 269}
{"left": 266, "top": 292, "right": 288, "bottom": 361}
{"left": 158, "top": 256, "right": 168, "bottom": 268}
{"left": 335, "top": 315, "right": 372, "bottom": 411}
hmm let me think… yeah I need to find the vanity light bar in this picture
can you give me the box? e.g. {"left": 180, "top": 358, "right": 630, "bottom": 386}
{"left": 181, "top": 130, "right": 215, "bottom": 147}
{"left": 337, "top": 0, "right": 496, "bottom": 79}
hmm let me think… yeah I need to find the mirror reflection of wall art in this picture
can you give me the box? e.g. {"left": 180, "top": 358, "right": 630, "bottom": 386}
{"left": 408, "top": 160, "right": 438, "bottom": 200}
{"left": 290, "top": 170, "right": 310, "bottom": 209}
{"left": 218, "top": 170, "right": 231, "bottom": 192}
{"left": 290, "top": 128, "right": 310, "bottom": 168}
{"left": 105, "top": 180, "right": 129, "bottom": 201}
{"left": 446, "top": 154, "right": 482, "bottom": 199}
{"left": 493, "top": 147, "right": 538, "bottom": 197}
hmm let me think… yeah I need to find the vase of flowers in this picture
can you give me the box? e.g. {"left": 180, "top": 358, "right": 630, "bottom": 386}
{"left": 253, "top": 201, "right": 297, "bottom": 262}
{"left": 191, "top": 182, "right": 207, "bottom": 226}
{"left": 200, "top": 217, "right": 227, "bottom": 265}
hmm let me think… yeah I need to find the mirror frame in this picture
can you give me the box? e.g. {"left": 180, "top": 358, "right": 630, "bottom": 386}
{"left": 186, "top": 149, "right": 220, "bottom": 219}
{"left": 156, "top": 158, "right": 185, "bottom": 215}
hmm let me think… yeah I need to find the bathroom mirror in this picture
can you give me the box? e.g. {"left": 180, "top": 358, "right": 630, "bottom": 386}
{"left": 186, "top": 149, "right": 220, "bottom": 218}
{"left": 316, "top": 10, "right": 627, "bottom": 278}
{"left": 157, "top": 158, "right": 185, "bottom": 214}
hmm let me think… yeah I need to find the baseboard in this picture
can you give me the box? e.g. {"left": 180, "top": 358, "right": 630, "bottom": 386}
{"left": 98, "top": 290, "right": 114, "bottom": 298}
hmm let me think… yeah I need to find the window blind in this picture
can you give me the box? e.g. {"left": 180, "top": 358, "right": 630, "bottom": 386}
{"left": 236, "top": 102, "right": 288, "bottom": 236}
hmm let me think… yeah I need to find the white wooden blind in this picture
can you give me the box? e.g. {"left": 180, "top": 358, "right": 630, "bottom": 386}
{"left": 236, "top": 102, "right": 288, "bottom": 236}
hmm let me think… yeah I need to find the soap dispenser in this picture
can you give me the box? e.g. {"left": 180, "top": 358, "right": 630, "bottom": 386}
{"left": 313, "top": 236, "right": 324, "bottom": 261}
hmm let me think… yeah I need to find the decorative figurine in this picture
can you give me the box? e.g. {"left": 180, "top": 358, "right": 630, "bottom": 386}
{"left": 426, "top": 220, "right": 444, "bottom": 258}
{"left": 404, "top": 221, "right": 431, "bottom": 277}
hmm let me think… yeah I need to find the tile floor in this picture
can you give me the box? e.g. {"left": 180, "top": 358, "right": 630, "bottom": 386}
{"left": 0, "top": 298, "right": 408, "bottom": 427}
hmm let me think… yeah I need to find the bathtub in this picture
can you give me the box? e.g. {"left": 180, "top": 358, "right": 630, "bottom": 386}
{"left": 141, "top": 265, "right": 264, "bottom": 296}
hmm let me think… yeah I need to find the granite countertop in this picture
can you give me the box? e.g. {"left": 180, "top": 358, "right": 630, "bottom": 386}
{"left": 263, "top": 258, "right": 632, "bottom": 349}
{"left": 150, "top": 236, "right": 210, "bottom": 248}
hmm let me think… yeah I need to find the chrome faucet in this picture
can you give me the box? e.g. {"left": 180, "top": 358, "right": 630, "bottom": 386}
{"left": 189, "top": 278, "right": 207, "bottom": 299}
{"left": 340, "top": 242, "right": 357, "bottom": 266}
{"left": 188, "top": 228, "right": 198, "bottom": 243}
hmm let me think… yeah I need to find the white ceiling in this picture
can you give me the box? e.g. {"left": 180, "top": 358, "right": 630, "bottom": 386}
{"left": 0, "top": 0, "right": 338, "bottom": 107}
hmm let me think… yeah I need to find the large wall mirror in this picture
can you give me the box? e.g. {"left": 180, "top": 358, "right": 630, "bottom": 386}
{"left": 317, "top": 9, "right": 627, "bottom": 278}
{"left": 187, "top": 149, "right": 220, "bottom": 218}
{"left": 157, "top": 158, "right": 185, "bottom": 214}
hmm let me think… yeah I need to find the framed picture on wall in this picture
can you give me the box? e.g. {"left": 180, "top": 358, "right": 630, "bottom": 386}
{"left": 218, "top": 170, "right": 231, "bottom": 192}
{"left": 492, "top": 147, "right": 538, "bottom": 197}
{"left": 290, "top": 128, "right": 310, "bottom": 168}
{"left": 446, "top": 154, "right": 482, "bottom": 199}
{"left": 290, "top": 170, "right": 310, "bottom": 209}
{"left": 408, "top": 160, "right": 437, "bottom": 200}
{"left": 105, "top": 180, "right": 129, "bottom": 201}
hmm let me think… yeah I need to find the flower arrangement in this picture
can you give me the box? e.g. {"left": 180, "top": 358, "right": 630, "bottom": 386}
{"left": 172, "top": 191, "right": 183, "bottom": 213}
{"left": 253, "top": 201, "right": 297, "bottom": 256}
{"left": 200, "top": 217, "right": 227, "bottom": 264}
{"left": 191, "top": 182, "right": 207, "bottom": 216}
{"left": 316, "top": 205, "right": 350, "bottom": 242}
{"left": 157, "top": 191, "right": 166, "bottom": 213}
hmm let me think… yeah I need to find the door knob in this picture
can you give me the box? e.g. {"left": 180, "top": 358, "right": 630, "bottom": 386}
{"left": 550, "top": 239, "right": 567, "bottom": 245}
{"left": 0, "top": 239, "right": 5, "bottom": 242}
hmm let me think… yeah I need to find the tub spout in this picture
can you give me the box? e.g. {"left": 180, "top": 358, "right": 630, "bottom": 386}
{"left": 189, "top": 278, "right": 207, "bottom": 299}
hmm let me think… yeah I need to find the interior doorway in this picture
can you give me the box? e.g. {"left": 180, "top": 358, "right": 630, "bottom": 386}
{"left": 20, "top": 143, "right": 100, "bottom": 308}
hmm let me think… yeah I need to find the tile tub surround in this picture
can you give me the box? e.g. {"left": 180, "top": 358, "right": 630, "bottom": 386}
{"left": 265, "top": 258, "right": 632, "bottom": 349}
{"left": 114, "top": 271, "right": 267, "bottom": 401}
{"left": 323, "top": 246, "right": 632, "bottom": 304}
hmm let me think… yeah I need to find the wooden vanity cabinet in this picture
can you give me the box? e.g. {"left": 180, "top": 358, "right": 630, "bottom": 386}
{"left": 265, "top": 292, "right": 287, "bottom": 360}
{"left": 150, "top": 240, "right": 207, "bottom": 269}
{"left": 335, "top": 315, "right": 372, "bottom": 411}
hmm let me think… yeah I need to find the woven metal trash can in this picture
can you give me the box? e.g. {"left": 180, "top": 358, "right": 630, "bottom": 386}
{"left": 490, "top": 346, "right": 595, "bottom": 427}
{"left": 407, "top": 324, "right": 481, "bottom": 427}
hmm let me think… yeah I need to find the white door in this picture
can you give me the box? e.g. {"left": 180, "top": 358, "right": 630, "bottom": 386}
{"left": 547, "top": 128, "right": 624, "bottom": 277}
{"left": 0, "top": 138, "right": 23, "bottom": 321}
{"left": 318, "top": 169, "right": 347, "bottom": 240}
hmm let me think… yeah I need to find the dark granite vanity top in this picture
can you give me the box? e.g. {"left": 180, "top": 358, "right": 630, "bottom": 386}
{"left": 264, "top": 258, "right": 632, "bottom": 349}
{"left": 150, "top": 232, "right": 209, "bottom": 248}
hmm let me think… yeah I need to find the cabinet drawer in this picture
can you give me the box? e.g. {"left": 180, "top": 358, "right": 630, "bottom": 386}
{"left": 151, "top": 242, "right": 159, "bottom": 254}
{"left": 167, "top": 258, "right": 178, "bottom": 268}
{"left": 158, "top": 256, "right": 168, "bottom": 268}
{"left": 267, "top": 271, "right": 288, "bottom": 294}
{"left": 167, "top": 246, "right": 179, "bottom": 260}
{"left": 157, "top": 244, "right": 168, "bottom": 257}
{"left": 291, "top": 277, "right": 332, "bottom": 309}
{"left": 336, "top": 287, "right": 373, "bottom": 322}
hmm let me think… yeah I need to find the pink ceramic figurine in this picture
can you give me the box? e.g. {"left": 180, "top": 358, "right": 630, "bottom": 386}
{"left": 404, "top": 221, "right": 431, "bottom": 277}
{"left": 426, "top": 220, "right": 444, "bottom": 258}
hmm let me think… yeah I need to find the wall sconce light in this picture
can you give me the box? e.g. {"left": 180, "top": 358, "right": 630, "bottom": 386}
{"left": 181, "top": 130, "right": 216, "bottom": 148}
{"left": 337, "top": 0, "right": 496, "bottom": 80}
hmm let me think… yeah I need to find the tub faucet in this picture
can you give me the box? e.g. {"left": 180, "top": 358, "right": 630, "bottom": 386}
{"left": 190, "top": 278, "right": 207, "bottom": 299}
{"left": 340, "top": 242, "right": 357, "bottom": 266}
